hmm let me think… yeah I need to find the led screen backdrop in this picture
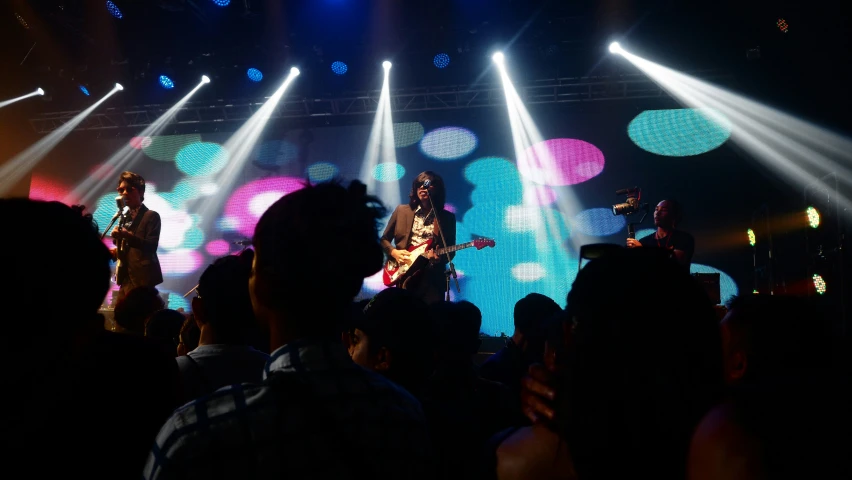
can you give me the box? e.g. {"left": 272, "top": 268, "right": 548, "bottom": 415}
{"left": 29, "top": 103, "right": 753, "bottom": 336}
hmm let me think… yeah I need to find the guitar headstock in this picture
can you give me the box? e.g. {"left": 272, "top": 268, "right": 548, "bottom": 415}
{"left": 473, "top": 238, "right": 496, "bottom": 250}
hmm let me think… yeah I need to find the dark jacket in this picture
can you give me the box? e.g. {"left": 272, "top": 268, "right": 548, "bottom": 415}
{"left": 117, "top": 204, "right": 163, "bottom": 287}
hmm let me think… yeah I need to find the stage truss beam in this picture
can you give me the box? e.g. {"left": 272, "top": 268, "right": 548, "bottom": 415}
{"left": 28, "top": 72, "right": 732, "bottom": 134}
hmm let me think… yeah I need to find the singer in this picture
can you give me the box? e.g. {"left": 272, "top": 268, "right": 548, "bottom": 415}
{"left": 110, "top": 171, "right": 163, "bottom": 305}
{"left": 380, "top": 171, "right": 456, "bottom": 304}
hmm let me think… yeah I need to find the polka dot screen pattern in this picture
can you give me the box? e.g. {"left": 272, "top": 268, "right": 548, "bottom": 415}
{"left": 29, "top": 108, "right": 739, "bottom": 335}
{"left": 628, "top": 108, "right": 732, "bottom": 157}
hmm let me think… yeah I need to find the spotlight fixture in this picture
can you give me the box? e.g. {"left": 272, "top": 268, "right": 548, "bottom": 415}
{"left": 212, "top": 0, "right": 231, "bottom": 6}
{"left": 105, "top": 1, "right": 123, "bottom": 19}
{"left": 331, "top": 61, "right": 348, "bottom": 75}
{"left": 36, "top": 88, "right": 45, "bottom": 96}
{"left": 806, "top": 206, "right": 820, "bottom": 229}
{"left": 492, "top": 52, "right": 504, "bottom": 64}
{"left": 609, "top": 42, "right": 622, "bottom": 54}
{"left": 246, "top": 68, "right": 263, "bottom": 82}
{"left": 777, "top": 18, "right": 789, "bottom": 33}
{"left": 812, "top": 273, "right": 827, "bottom": 294}
{"left": 747, "top": 228, "right": 756, "bottom": 247}
{"left": 115, "top": 83, "right": 124, "bottom": 91}
{"left": 201, "top": 75, "right": 211, "bottom": 84}
{"left": 433, "top": 53, "right": 450, "bottom": 69}
{"left": 382, "top": 61, "right": 392, "bottom": 70}
{"left": 79, "top": 85, "right": 90, "bottom": 96}
{"left": 159, "top": 75, "right": 175, "bottom": 89}
{"left": 290, "top": 67, "right": 300, "bottom": 76}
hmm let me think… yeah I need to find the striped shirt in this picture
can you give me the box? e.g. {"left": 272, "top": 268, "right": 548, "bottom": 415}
{"left": 143, "top": 338, "right": 432, "bottom": 479}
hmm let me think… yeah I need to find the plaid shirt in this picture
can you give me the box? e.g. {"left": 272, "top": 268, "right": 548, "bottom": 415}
{"left": 143, "top": 338, "right": 432, "bottom": 479}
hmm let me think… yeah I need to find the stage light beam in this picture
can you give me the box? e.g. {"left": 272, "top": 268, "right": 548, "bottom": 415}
{"left": 72, "top": 77, "right": 212, "bottom": 204}
{"left": 611, "top": 44, "right": 852, "bottom": 222}
{"left": 492, "top": 52, "right": 505, "bottom": 64}
{"left": 201, "top": 75, "right": 211, "bottom": 84}
{"left": 361, "top": 61, "right": 401, "bottom": 208}
{"left": 0, "top": 88, "right": 46, "bottom": 109}
{"left": 609, "top": 42, "right": 622, "bottom": 54}
{"left": 195, "top": 67, "right": 302, "bottom": 227}
{"left": 1, "top": 84, "right": 123, "bottom": 195}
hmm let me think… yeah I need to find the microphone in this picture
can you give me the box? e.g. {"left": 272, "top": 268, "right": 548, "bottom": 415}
{"left": 422, "top": 179, "right": 431, "bottom": 189}
{"left": 111, "top": 196, "right": 126, "bottom": 221}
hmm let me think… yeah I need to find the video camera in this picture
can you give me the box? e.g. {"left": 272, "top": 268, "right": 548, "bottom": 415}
{"left": 612, "top": 187, "right": 642, "bottom": 216}
{"left": 612, "top": 187, "right": 649, "bottom": 239}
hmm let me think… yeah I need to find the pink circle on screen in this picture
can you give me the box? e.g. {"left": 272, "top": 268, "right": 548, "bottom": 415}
{"left": 129, "top": 136, "right": 153, "bottom": 150}
{"left": 159, "top": 250, "right": 203, "bottom": 276}
{"left": 518, "top": 139, "right": 605, "bottom": 186}
{"left": 205, "top": 240, "right": 231, "bottom": 256}
{"left": 523, "top": 184, "right": 557, "bottom": 206}
{"left": 224, "top": 176, "right": 306, "bottom": 237}
{"left": 29, "top": 175, "right": 72, "bottom": 202}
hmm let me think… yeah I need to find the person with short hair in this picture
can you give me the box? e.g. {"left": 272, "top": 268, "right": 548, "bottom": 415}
{"left": 177, "top": 254, "right": 269, "bottom": 401}
{"left": 144, "top": 180, "right": 431, "bottom": 480}
{"left": 111, "top": 171, "right": 163, "bottom": 305}
{"left": 627, "top": 199, "right": 695, "bottom": 268}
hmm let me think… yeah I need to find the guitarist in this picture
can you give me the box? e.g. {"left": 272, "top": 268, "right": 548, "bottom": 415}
{"left": 381, "top": 171, "right": 456, "bottom": 304}
{"left": 110, "top": 171, "right": 164, "bottom": 305}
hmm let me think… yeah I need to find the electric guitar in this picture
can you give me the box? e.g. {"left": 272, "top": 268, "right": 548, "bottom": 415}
{"left": 382, "top": 237, "right": 496, "bottom": 287}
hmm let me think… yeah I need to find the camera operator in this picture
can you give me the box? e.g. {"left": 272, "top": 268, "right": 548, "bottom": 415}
{"left": 626, "top": 199, "right": 695, "bottom": 269}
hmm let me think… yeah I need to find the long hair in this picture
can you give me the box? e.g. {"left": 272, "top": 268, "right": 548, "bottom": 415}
{"left": 408, "top": 171, "right": 446, "bottom": 211}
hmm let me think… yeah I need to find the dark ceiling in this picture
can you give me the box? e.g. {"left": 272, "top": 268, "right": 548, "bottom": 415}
{"left": 0, "top": 0, "right": 849, "bottom": 130}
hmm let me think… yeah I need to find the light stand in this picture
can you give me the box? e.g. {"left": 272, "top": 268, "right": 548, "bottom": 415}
{"left": 424, "top": 189, "right": 459, "bottom": 301}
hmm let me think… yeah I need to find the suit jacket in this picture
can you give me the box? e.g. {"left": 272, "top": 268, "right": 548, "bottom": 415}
{"left": 117, "top": 204, "right": 163, "bottom": 287}
{"left": 381, "top": 204, "right": 457, "bottom": 262}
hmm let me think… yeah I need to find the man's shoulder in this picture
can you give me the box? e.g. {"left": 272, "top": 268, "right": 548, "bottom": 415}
{"left": 156, "top": 367, "right": 425, "bottom": 451}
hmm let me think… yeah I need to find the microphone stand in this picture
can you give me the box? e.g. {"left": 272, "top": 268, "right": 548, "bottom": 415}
{"left": 424, "top": 191, "right": 459, "bottom": 301}
{"left": 100, "top": 211, "right": 123, "bottom": 240}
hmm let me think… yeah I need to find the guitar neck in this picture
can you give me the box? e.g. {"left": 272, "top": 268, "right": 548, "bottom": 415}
{"left": 435, "top": 241, "right": 476, "bottom": 255}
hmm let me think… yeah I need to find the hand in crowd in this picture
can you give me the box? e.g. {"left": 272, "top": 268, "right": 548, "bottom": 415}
{"left": 520, "top": 363, "right": 558, "bottom": 424}
{"left": 626, "top": 238, "right": 642, "bottom": 248}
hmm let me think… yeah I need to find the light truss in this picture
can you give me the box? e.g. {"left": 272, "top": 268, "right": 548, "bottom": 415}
{"left": 29, "top": 72, "right": 732, "bottom": 134}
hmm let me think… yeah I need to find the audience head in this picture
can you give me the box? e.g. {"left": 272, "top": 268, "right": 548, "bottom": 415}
{"left": 430, "top": 301, "right": 482, "bottom": 356}
{"left": 513, "top": 293, "right": 561, "bottom": 358}
{"left": 348, "top": 288, "right": 433, "bottom": 391}
{"left": 251, "top": 180, "right": 385, "bottom": 338}
{"left": 560, "top": 248, "right": 723, "bottom": 480}
{"left": 114, "top": 286, "right": 165, "bottom": 334}
{"left": 177, "top": 314, "right": 201, "bottom": 356}
{"left": 654, "top": 199, "right": 683, "bottom": 229}
{"left": 192, "top": 253, "right": 255, "bottom": 344}
{"left": 145, "top": 309, "right": 185, "bottom": 357}
{"left": 0, "top": 199, "right": 111, "bottom": 342}
{"left": 721, "top": 294, "right": 832, "bottom": 386}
